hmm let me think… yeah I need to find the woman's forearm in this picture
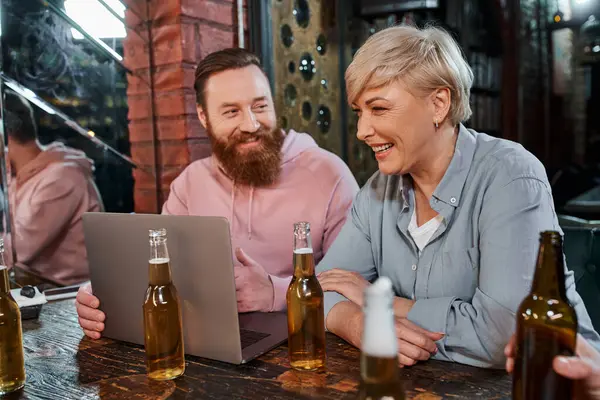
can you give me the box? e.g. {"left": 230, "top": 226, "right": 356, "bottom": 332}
{"left": 393, "top": 297, "right": 415, "bottom": 318}
{"left": 325, "top": 300, "right": 363, "bottom": 348}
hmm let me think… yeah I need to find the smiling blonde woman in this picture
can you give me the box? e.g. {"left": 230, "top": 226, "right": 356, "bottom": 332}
{"left": 316, "top": 24, "right": 600, "bottom": 368}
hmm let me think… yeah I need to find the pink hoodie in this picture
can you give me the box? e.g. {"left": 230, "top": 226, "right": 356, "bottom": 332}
{"left": 162, "top": 130, "right": 359, "bottom": 311}
{"left": 7, "top": 142, "right": 103, "bottom": 285}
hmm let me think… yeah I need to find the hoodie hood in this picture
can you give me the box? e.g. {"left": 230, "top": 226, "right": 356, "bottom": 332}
{"left": 211, "top": 129, "right": 318, "bottom": 241}
{"left": 280, "top": 129, "right": 319, "bottom": 164}
{"left": 16, "top": 142, "right": 94, "bottom": 188}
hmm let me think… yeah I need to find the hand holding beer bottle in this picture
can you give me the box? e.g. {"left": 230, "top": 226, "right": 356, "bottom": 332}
{"left": 512, "top": 231, "right": 578, "bottom": 400}
{"left": 286, "top": 222, "right": 326, "bottom": 371}
{"left": 142, "top": 229, "right": 185, "bottom": 381}
{"left": 506, "top": 333, "right": 600, "bottom": 400}
{"left": 359, "top": 276, "right": 405, "bottom": 400}
{"left": 0, "top": 238, "right": 26, "bottom": 395}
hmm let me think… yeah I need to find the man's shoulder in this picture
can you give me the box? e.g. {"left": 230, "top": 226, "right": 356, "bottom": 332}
{"left": 22, "top": 163, "right": 86, "bottom": 201}
{"left": 172, "top": 157, "right": 213, "bottom": 183}
{"left": 294, "top": 145, "right": 356, "bottom": 183}
{"left": 35, "top": 162, "right": 87, "bottom": 186}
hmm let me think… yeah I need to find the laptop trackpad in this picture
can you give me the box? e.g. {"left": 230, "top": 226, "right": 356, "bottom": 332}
{"left": 238, "top": 312, "right": 288, "bottom": 362}
{"left": 239, "top": 311, "right": 286, "bottom": 330}
{"left": 240, "top": 329, "right": 269, "bottom": 349}
{"left": 239, "top": 312, "right": 287, "bottom": 340}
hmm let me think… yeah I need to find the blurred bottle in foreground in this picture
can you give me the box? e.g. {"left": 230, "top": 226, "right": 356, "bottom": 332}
{"left": 359, "top": 276, "right": 404, "bottom": 400}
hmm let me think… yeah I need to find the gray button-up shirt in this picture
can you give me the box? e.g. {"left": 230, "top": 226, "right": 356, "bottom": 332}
{"left": 317, "top": 125, "right": 600, "bottom": 368}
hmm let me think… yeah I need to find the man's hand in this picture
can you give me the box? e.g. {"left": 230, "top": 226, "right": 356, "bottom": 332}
{"left": 234, "top": 248, "right": 274, "bottom": 313}
{"left": 395, "top": 317, "right": 444, "bottom": 366}
{"left": 318, "top": 269, "right": 370, "bottom": 307}
{"left": 505, "top": 334, "right": 600, "bottom": 400}
{"left": 75, "top": 283, "right": 105, "bottom": 339}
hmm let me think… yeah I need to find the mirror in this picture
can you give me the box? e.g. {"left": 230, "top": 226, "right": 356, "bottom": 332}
{"left": 0, "top": 0, "right": 142, "bottom": 289}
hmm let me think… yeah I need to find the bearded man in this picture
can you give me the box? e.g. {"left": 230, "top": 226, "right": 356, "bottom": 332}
{"left": 75, "top": 48, "right": 359, "bottom": 339}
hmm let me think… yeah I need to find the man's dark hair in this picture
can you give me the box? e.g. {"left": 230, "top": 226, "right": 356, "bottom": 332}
{"left": 194, "top": 48, "right": 266, "bottom": 108}
{"left": 3, "top": 90, "right": 38, "bottom": 144}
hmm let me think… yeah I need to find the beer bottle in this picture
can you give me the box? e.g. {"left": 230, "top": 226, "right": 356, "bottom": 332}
{"left": 359, "top": 276, "right": 405, "bottom": 400}
{"left": 0, "top": 238, "right": 26, "bottom": 395}
{"left": 513, "top": 231, "right": 578, "bottom": 400}
{"left": 142, "top": 229, "right": 185, "bottom": 381}
{"left": 286, "top": 221, "right": 326, "bottom": 370}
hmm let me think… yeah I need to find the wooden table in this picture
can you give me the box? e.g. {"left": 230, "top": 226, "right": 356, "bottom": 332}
{"left": 6, "top": 300, "right": 511, "bottom": 399}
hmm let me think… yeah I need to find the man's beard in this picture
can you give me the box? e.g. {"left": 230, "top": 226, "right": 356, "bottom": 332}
{"left": 207, "top": 121, "right": 285, "bottom": 187}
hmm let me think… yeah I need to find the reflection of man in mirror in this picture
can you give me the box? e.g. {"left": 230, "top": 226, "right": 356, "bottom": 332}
{"left": 4, "top": 90, "right": 104, "bottom": 286}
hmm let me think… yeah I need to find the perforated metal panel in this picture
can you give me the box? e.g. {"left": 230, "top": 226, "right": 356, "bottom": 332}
{"left": 271, "top": 0, "right": 341, "bottom": 157}
{"left": 270, "top": 0, "right": 378, "bottom": 185}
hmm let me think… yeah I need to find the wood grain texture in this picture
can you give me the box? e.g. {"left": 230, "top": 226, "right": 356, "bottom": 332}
{"left": 5, "top": 300, "right": 511, "bottom": 399}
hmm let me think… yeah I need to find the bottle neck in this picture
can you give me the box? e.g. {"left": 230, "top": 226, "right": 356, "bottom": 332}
{"left": 148, "top": 260, "right": 172, "bottom": 286}
{"left": 293, "top": 249, "right": 315, "bottom": 277}
{"left": 293, "top": 227, "right": 314, "bottom": 278}
{"left": 293, "top": 231, "right": 312, "bottom": 253}
{"left": 531, "top": 235, "right": 567, "bottom": 299}
{"left": 148, "top": 238, "right": 172, "bottom": 286}
{"left": 150, "top": 238, "right": 169, "bottom": 261}
{"left": 0, "top": 267, "right": 10, "bottom": 294}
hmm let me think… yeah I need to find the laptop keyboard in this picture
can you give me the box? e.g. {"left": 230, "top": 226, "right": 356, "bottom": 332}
{"left": 240, "top": 329, "right": 270, "bottom": 349}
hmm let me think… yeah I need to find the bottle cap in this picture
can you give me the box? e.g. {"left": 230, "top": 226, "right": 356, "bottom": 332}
{"left": 365, "top": 276, "right": 393, "bottom": 297}
{"left": 149, "top": 228, "right": 167, "bottom": 238}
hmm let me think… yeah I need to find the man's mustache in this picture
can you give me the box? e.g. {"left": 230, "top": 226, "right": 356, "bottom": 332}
{"left": 226, "top": 128, "right": 274, "bottom": 148}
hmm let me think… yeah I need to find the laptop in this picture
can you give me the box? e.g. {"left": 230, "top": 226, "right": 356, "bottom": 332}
{"left": 82, "top": 212, "right": 288, "bottom": 364}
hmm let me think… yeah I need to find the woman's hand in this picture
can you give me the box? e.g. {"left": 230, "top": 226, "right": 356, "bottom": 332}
{"left": 318, "top": 269, "right": 370, "bottom": 307}
{"left": 395, "top": 317, "right": 444, "bottom": 366}
{"left": 326, "top": 301, "right": 444, "bottom": 368}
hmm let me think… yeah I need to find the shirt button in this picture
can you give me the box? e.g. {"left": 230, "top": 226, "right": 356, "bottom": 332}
{"left": 450, "top": 197, "right": 457, "bottom": 204}
{"left": 411, "top": 264, "right": 417, "bottom": 271}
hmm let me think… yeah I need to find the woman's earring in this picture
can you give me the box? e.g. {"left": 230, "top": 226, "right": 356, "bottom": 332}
{"left": 434, "top": 120, "right": 439, "bottom": 129}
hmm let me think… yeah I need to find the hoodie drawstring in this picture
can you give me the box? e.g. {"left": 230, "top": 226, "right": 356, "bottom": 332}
{"left": 248, "top": 187, "right": 254, "bottom": 240}
{"left": 230, "top": 183, "right": 236, "bottom": 235}
{"left": 230, "top": 184, "right": 254, "bottom": 241}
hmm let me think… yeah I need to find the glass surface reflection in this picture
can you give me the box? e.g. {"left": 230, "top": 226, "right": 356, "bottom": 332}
{"left": 0, "top": 0, "right": 136, "bottom": 288}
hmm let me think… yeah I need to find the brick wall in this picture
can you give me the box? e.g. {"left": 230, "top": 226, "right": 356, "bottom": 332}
{"left": 123, "top": 0, "right": 249, "bottom": 213}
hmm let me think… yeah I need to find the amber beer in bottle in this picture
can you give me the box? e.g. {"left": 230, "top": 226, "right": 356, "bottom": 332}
{"left": 359, "top": 276, "right": 404, "bottom": 400}
{"left": 513, "top": 231, "right": 578, "bottom": 400}
{"left": 142, "top": 229, "right": 185, "bottom": 380}
{"left": 286, "top": 221, "right": 326, "bottom": 370}
{"left": 0, "top": 239, "right": 26, "bottom": 395}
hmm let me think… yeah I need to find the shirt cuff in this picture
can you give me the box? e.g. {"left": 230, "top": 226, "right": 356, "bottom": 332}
{"left": 407, "top": 296, "right": 456, "bottom": 357}
{"left": 269, "top": 275, "right": 292, "bottom": 312}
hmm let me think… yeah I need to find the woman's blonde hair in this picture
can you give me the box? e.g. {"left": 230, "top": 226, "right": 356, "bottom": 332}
{"left": 346, "top": 24, "right": 474, "bottom": 125}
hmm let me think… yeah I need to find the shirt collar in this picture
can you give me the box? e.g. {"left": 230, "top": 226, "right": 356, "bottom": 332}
{"left": 400, "top": 175, "right": 411, "bottom": 211}
{"left": 431, "top": 124, "right": 477, "bottom": 208}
